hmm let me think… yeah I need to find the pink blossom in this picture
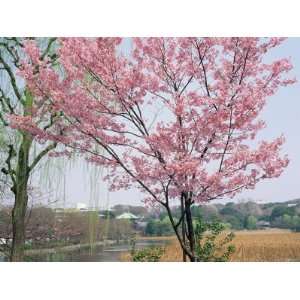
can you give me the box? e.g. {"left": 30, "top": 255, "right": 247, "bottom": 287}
{"left": 16, "top": 37, "right": 294, "bottom": 206}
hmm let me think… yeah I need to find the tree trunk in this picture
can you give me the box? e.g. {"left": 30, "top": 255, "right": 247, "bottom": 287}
{"left": 11, "top": 180, "right": 29, "bottom": 261}
{"left": 185, "top": 199, "right": 196, "bottom": 262}
{"left": 10, "top": 133, "right": 32, "bottom": 262}
{"left": 180, "top": 193, "right": 187, "bottom": 262}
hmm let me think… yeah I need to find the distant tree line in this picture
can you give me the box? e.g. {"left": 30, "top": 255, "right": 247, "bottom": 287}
{"left": 143, "top": 199, "right": 300, "bottom": 236}
{"left": 104, "top": 201, "right": 300, "bottom": 236}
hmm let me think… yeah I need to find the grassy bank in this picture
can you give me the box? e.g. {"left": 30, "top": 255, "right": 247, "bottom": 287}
{"left": 122, "top": 230, "right": 300, "bottom": 262}
{"left": 160, "top": 229, "right": 300, "bottom": 262}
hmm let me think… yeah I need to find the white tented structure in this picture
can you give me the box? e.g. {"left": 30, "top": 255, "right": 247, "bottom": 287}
{"left": 116, "top": 212, "right": 139, "bottom": 220}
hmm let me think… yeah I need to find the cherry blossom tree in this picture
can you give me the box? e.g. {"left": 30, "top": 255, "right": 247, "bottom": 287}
{"left": 17, "top": 37, "right": 295, "bottom": 261}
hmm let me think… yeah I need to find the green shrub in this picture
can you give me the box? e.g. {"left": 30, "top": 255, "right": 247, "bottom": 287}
{"left": 194, "top": 217, "right": 235, "bottom": 262}
{"left": 131, "top": 246, "right": 165, "bottom": 262}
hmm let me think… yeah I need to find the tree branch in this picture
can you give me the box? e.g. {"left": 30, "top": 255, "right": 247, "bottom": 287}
{"left": 0, "top": 51, "right": 23, "bottom": 103}
{"left": 28, "top": 142, "right": 57, "bottom": 174}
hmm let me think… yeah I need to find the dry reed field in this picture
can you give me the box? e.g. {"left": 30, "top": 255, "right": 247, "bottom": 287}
{"left": 160, "top": 229, "right": 300, "bottom": 262}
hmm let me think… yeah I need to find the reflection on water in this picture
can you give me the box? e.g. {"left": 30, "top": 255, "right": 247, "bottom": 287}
{"left": 24, "top": 239, "right": 170, "bottom": 262}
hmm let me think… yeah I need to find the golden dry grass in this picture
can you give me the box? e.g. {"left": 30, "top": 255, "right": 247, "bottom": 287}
{"left": 230, "top": 230, "right": 300, "bottom": 262}
{"left": 160, "top": 229, "right": 300, "bottom": 262}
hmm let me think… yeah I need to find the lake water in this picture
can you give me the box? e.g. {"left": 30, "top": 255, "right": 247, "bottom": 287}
{"left": 23, "top": 238, "right": 170, "bottom": 262}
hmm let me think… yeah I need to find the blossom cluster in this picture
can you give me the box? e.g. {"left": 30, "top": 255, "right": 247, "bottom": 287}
{"left": 15, "top": 38, "right": 295, "bottom": 205}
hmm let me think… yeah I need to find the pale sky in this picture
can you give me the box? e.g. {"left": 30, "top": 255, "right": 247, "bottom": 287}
{"left": 41, "top": 38, "right": 300, "bottom": 208}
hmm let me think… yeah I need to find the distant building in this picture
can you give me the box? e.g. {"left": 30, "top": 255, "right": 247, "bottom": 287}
{"left": 76, "top": 203, "right": 88, "bottom": 211}
{"left": 75, "top": 203, "right": 100, "bottom": 212}
{"left": 116, "top": 212, "right": 139, "bottom": 220}
{"left": 257, "top": 221, "right": 270, "bottom": 229}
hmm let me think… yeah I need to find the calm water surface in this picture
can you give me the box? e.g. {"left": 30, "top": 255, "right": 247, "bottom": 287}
{"left": 25, "top": 239, "right": 170, "bottom": 262}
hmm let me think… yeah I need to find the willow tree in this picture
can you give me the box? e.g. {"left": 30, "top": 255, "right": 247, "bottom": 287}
{"left": 17, "top": 38, "right": 294, "bottom": 261}
{"left": 0, "top": 37, "right": 61, "bottom": 261}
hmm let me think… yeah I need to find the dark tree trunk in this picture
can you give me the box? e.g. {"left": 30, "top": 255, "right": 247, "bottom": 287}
{"left": 180, "top": 194, "right": 187, "bottom": 262}
{"left": 185, "top": 199, "right": 196, "bottom": 262}
{"left": 10, "top": 133, "right": 32, "bottom": 262}
{"left": 11, "top": 180, "right": 29, "bottom": 261}
{"left": 166, "top": 192, "right": 197, "bottom": 262}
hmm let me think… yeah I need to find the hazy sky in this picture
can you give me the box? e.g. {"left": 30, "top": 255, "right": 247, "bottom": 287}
{"left": 50, "top": 38, "right": 300, "bottom": 208}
